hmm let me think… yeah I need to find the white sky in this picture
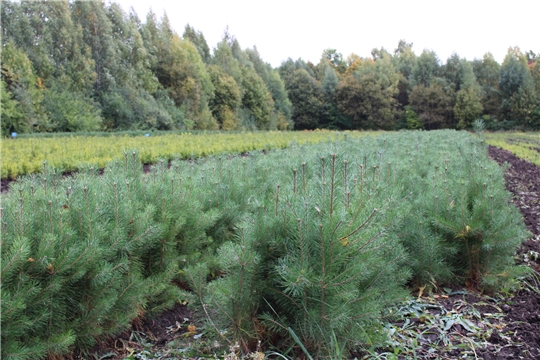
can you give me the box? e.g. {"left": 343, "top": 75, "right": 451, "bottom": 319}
{"left": 111, "top": 0, "right": 538, "bottom": 68}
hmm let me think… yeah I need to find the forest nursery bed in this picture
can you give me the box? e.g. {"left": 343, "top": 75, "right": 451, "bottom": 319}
{"left": 92, "top": 145, "right": 540, "bottom": 360}
{"left": 1, "top": 130, "right": 535, "bottom": 359}
{"left": 0, "top": 130, "right": 376, "bottom": 179}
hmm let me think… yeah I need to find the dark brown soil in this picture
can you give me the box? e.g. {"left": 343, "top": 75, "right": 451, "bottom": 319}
{"left": 477, "top": 145, "right": 540, "bottom": 359}
{"left": 488, "top": 146, "right": 540, "bottom": 237}
{"left": 1, "top": 177, "right": 15, "bottom": 192}
{"left": 84, "top": 303, "right": 196, "bottom": 359}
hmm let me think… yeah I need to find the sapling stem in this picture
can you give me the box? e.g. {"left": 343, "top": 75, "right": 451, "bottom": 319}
{"left": 18, "top": 197, "right": 24, "bottom": 238}
{"left": 302, "top": 162, "right": 306, "bottom": 193}
{"left": 43, "top": 173, "right": 47, "bottom": 192}
{"left": 340, "top": 208, "right": 378, "bottom": 241}
{"left": 319, "top": 223, "right": 326, "bottom": 322}
{"left": 275, "top": 184, "right": 280, "bottom": 216}
{"left": 344, "top": 160, "right": 348, "bottom": 190}
{"left": 293, "top": 168, "right": 297, "bottom": 194}
{"left": 330, "top": 154, "right": 336, "bottom": 217}
{"left": 49, "top": 200, "right": 53, "bottom": 234}
{"left": 132, "top": 152, "right": 137, "bottom": 179}
{"left": 113, "top": 182, "right": 118, "bottom": 227}
{"left": 359, "top": 164, "right": 364, "bottom": 195}
{"left": 321, "top": 156, "right": 325, "bottom": 183}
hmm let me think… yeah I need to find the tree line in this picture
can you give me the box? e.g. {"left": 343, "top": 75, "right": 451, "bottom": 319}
{"left": 1, "top": 0, "right": 539, "bottom": 135}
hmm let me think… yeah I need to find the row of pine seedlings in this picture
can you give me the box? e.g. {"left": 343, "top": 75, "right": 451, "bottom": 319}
{"left": 1, "top": 130, "right": 530, "bottom": 359}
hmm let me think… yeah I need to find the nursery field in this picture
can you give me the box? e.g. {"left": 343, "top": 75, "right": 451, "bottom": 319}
{"left": 1, "top": 130, "right": 536, "bottom": 359}
{"left": 0, "top": 130, "right": 375, "bottom": 179}
{"left": 484, "top": 131, "right": 540, "bottom": 166}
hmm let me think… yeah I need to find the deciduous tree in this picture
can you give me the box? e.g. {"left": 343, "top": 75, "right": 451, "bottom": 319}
{"left": 409, "top": 79, "right": 455, "bottom": 129}
{"left": 283, "top": 68, "right": 323, "bottom": 129}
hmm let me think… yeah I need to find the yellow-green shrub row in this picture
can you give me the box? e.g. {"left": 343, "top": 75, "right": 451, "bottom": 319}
{"left": 484, "top": 132, "right": 540, "bottom": 167}
{"left": 1, "top": 131, "right": 376, "bottom": 179}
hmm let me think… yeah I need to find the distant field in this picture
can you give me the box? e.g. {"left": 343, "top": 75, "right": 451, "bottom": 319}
{"left": 1, "top": 130, "right": 375, "bottom": 179}
{"left": 484, "top": 132, "right": 540, "bottom": 166}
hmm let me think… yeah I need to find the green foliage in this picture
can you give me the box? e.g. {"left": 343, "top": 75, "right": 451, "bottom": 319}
{"left": 101, "top": 86, "right": 187, "bottom": 130}
{"left": 266, "top": 70, "right": 293, "bottom": 130}
{"left": 472, "top": 53, "right": 502, "bottom": 119}
{"left": 454, "top": 87, "right": 483, "bottom": 129}
{"left": 183, "top": 25, "right": 211, "bottom": 64}
{"left": 1, "top": 131, "right": 529, "bottom": 358}
{"left": 239, "top": 67, "right": 273, "bottom": 129}
{"left": 499, "top": 48, "right": 540, "bottom": 126}
{"left": 0, "top": 130, "right": 374, "bottom": 179}
{"left": 0, "top": 155, "right": 219, "bottom": 358}
{"left": 2, "top": 0, "right": 538, "bottom": 133}
{"left": 282, "top": 68, "right": 324, "bottom": 130}
{"left": 321, "top": 64, "right": 339, "bottom": 101}
{"left": 0, "top": 41, "right": 49, "bottom": 131}
{"left": 336, "top": 60, "right": 400, "bottom": 131}
{"left": 1, "top": 80, "right": 26, "bottom": 136}
{"left": 208, "top": 65, "right": 242, "bottom": 129}
{"left": 183, "top": 131, "right": 528, "bottom": 355}
{"left": 409, "top": 80, "right": 455, "bottom": 129}
{"left": 404, "top": 105, "right": 422, "bottom": 129}
{"left": 0, "top": 0, "right": 292, "bottom": 134}
{"left": 410, "top": 50, "right": 440, "bottom": 88}
{"left": 43, "top": 86, "right": 102, "bottom": 132}
{"left": 392, "top": 132, "right": 530, "bottom": 291}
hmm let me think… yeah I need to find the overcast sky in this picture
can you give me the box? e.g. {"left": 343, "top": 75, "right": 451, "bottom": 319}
{"left": 111, "top": 0, "right": 537, "bottom": 68}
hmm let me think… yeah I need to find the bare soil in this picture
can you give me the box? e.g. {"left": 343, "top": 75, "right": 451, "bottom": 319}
{"left": 478, "top": 145, "right": 540, "bottom": 359}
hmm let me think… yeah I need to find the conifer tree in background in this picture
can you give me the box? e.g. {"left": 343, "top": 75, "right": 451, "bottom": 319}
{"left": 239, "top": 66, "right": 273, "bottom": 129}
{"left": 454, "top": 61, "right": 484, "bottom": 129}
{"left": 319, "top": 61, "right": 349, "bottom": 129}
{"left": 208, "top": 65, "right": 242, "bottom": 130}
{"left": 410, "top": 50, "right": 440, "bottom": 88}
{"left": 70, "top": 1, "right": 118, "bottom": 93}
{"left": 183, "top": 24, "right": 212, "bottom": 64}
{"left": 472, "top": 53, "right": 502, "bottom": 120}
{"left": 266, "top": 69, "right": 294, "bottom": 129}
{"left": 499, "top": 47, "right": 539, "bottom": 127}
{"left": 246, "top": 47, "right": 293, "bottom": 129}
{"left": 393, "top": 40, "right": 417, "bottom": 109}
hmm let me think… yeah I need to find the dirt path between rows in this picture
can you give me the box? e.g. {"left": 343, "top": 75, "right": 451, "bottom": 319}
{"left": 477, "top": 145, "right": 540, "bottom": 359}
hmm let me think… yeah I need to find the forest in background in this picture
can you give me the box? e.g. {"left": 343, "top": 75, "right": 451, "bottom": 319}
{"left": 1, "top": 0, "right": 539, "bottom": 135}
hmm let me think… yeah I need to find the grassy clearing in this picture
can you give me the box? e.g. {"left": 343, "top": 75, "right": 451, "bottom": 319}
{"left": 484, "top": 132, "right": 540, "bottom": 166}
{"left": 0, "top": 130, "right": 375, "bottom": 179}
